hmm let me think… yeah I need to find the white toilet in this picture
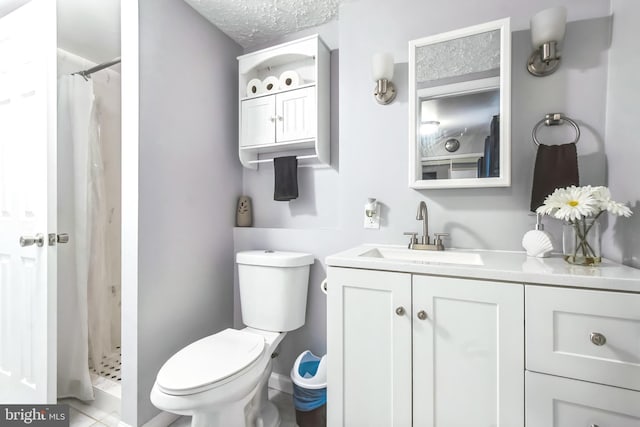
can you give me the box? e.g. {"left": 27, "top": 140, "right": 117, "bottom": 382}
{"left": 150, "top": 250, "right": 314, "bottom": 427}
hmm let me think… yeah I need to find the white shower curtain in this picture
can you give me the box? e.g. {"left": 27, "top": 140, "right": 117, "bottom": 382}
{"left": 57, "top": 74, "right": 113, "bottom": 400}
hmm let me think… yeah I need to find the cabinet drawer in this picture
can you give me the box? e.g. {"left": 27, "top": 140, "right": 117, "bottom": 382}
{"left": 526, "top": 371, "right": 640, "bottom": 426}
{"left": 526, "top": 286, "right": 640, "bottom": 390}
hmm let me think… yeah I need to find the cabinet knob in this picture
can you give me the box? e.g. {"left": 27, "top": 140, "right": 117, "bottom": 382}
{"left": 270, "top": 116, "right": 276, "bottom": 122}
{"left": 417, "top": 310, "right": 428, "bottom": 320}
{"left": 590, "top": 332, "right": 606, "bottom": 346}
{"left": 277, "top": 115, "right": 284, "bottom": 121}
{"left": 395, "top": 306, "right": 405, "bottom": 316}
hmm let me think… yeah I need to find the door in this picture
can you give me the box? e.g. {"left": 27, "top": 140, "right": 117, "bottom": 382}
{"left": 412, "top": 276, "right": 524, "bottom": 427}
{"left": 276, "top": 86, "right": 315, "bottom": 143}
{"left": 240, "top": 95, "right": 275, "bottom": 147}
{"left": 327, "top": 267, "right": 412, "bottom": 427}
{"left": 0, "top": 0, "right": 57, "bottom": 403}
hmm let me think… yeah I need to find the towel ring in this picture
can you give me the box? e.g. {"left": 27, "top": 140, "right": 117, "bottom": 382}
{"left": 532, "top": 113, "right": 581, "bottom": 146}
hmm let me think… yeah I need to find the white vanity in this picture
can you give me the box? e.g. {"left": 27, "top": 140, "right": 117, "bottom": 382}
{"left": 326, "top": 245, "right": 640, "bottom": 426}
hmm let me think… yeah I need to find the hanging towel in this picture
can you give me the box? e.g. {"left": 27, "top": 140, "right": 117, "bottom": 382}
{"left": 274, "top": 156, "right": 299, "bottom": 201}
{"left": 530, "top": 143, "right": 579, "bottom": 212}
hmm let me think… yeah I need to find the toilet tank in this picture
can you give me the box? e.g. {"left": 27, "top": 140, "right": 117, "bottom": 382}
{"left": 236, "top": 250, "right": 314, "bottom": 332}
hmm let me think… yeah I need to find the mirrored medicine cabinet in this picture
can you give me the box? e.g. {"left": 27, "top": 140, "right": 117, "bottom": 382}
{"left": 408, "top": 18, "right": 511, "bottom": 189}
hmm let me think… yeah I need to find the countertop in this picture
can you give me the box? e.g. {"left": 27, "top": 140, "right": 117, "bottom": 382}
{"left": 325, "top": 245, "right": 640, "bottom": 293}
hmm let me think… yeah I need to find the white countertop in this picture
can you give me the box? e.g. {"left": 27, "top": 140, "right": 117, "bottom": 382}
{"left": 325, "top": 244, "right": 640, "bottom": 293}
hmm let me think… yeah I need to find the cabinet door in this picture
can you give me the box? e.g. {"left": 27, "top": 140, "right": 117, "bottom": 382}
{"left": 412, "top": 276, "right": 524, "bottom": 427}
{"left": 327, "top": 267, "right": 412, "bottom": 427}
{"left": 240, "top": 96, "right": 275, "bottom": 147}
{"left": 526, "top": 371, "right": 640, "bottom": 426}
{"left": 276, "top": 86, "right": 315, "bottom": 143}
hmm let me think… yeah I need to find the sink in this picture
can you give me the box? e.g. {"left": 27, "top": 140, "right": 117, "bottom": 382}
{"left": 359, "top": 247, "right": 484, "bottom": 266}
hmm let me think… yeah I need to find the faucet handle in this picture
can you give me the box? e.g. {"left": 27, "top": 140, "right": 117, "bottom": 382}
{"left": 403, "top": 232, "right": 418, "bottom": 249}
{"left": 433, "top": 233, "right": 449, "bottom": 250}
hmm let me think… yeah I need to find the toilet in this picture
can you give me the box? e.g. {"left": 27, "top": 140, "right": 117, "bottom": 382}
{"left": 150, "top": 250, "right": 314, "bottom": 427}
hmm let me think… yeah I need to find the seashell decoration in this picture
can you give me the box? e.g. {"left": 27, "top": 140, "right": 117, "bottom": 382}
{"left": 522, "top": 229, "right": 554, "bottom": 258}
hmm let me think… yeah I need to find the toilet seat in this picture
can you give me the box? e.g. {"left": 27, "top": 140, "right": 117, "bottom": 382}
{"left": 156, "top": 328, "right": 266, "bottom": 396}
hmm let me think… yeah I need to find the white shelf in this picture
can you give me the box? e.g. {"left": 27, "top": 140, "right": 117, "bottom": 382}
{"left": 240, "top": 139, "right": 315, "bottom": 154}
{"left": 421, "top": 152, "right": 483, "bottom": 166}
{"left": 240, "top": 82, "right": 316, "bottom": 102}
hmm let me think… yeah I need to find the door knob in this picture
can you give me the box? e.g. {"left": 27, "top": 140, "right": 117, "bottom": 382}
{"left": 395, "top": 306, "right": 405, "bottom": 316}
{"left": 417, "top": 310, "right": 428, "bottom": 320}
{"left": 19, "top": 234, "right": 44, "bottom": 247}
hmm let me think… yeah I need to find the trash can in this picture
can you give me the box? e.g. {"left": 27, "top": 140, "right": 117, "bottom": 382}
{"left": 291, "top": 350, "right": 327, "bottom": 427}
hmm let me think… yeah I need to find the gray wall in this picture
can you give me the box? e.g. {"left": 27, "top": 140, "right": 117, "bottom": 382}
{"left": 234, "top": 0, "right": 617, "bottom": 378}
{"left": 602, "top": 0, "right": 640, "bottom": 268}
{"left": 136, "top": 0, "right": 241, "bottom": 424}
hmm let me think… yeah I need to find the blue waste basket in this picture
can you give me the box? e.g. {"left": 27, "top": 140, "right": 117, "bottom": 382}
{"left": 291, "top": 350, "right": 327, "bottom": 427}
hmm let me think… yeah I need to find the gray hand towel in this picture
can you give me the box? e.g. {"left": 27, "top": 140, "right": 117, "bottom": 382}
{"left": 274, "top": 156, "right": 299, "bottom": 201}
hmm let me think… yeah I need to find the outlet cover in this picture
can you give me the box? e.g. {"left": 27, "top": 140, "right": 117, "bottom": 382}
{"left": 364, "top": 206, "right": 380, "bottom": 229}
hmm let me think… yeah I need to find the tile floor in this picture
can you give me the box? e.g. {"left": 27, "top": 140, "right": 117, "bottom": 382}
{"left": 66, "top": 388, "right": 297, "bottom": 427}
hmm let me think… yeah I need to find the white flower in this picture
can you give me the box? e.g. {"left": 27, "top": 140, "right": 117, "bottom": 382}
{"left": 536, "top": 186, "right": 598, "bottom": 222}
{"left": 606, "top": 200, "right": 633, "bottom": 217}
{"left": 537, "top": 185, "right": 634, "bottom": 221}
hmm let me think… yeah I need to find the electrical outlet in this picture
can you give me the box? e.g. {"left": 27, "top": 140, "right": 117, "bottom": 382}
{"left": 364, "top": 206, "right": 380, "bottom": 229}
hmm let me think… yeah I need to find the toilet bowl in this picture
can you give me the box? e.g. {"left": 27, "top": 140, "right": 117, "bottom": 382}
{"left": 150, "top": 328, "right": 285, "bottom": 427}
{"left": 150, "top": 250, "right": 314, "bottom": 427}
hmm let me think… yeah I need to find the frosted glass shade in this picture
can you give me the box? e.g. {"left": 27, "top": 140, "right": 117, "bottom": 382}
{"left": 531, "top": 6, "right": 567, "bottom": 47}
{"left": 372, "top": 53, "right": 394, "bottom": 81}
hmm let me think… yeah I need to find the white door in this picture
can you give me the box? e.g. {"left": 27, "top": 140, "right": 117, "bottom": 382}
{"left": 276, "top": 86, "right": 315, "bottom": 143}
{"left": 327, "top": 267, "right": 412, "bottom": 427}
{"left": 240, "top": 95, "right": 275, "bottom": 147}
{"left": 0, "top": 0, "right": 57, "bottom": 403}
{"left": 412, "top": 276, "right": 524, "bottom": 427}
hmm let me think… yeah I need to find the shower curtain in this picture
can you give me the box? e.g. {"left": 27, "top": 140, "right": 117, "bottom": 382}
{"left": 57, "top": 74, "right": 113, "bottom": 400}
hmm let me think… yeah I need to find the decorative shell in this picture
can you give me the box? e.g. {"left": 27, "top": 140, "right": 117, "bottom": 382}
{"left": 522, "top": 230, "right": 554, "bottom": 258}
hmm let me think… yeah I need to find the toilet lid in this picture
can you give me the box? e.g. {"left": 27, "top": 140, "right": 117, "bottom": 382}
{"left": 156, "top": 328, "right": 265, "bottom": 394}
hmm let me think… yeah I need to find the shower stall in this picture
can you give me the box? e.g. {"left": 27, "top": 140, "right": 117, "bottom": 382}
{"left": 56, "top": 49, "right": 122, "bottom": 410}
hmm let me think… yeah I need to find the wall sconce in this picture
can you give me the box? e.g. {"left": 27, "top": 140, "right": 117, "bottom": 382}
{"left": 527, "top": 6, "right": 567, "bottom": 77}
{"left": 372, "top": 53, "right": 396, "bottom": 104}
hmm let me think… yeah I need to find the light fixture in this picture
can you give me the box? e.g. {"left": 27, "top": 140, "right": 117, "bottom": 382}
{"left": 420, "top": 120, "right": 440, "bottom": 136}
{"left": 527, "top": 6, "right": 567, "bottom": 77}
{"left": 372, "top": 53, "right": 396, "bottom": 104}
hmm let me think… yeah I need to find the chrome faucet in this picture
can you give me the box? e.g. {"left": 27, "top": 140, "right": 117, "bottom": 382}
{"left": 403, "top": 201, "right": 449, "bottom": 251}
{"left": 416, "top": 201, "right": 429, "bottom": 245}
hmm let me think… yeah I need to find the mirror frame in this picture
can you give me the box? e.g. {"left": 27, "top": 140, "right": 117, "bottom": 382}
{"left": 408, "top": 18, "right": 511, "bottom": 189}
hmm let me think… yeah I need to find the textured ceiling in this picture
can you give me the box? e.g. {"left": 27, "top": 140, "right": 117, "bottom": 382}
{"left": 183, "top": 0, "right": 340, "bottom": 48}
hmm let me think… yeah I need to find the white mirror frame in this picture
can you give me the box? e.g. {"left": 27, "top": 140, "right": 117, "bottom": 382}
{"left": 408, "top": 18, "right": 511, "bottom": 189}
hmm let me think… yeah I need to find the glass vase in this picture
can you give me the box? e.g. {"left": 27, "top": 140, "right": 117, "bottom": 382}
{"left": 563, "top": 218, "right": 601, "bottom": 266}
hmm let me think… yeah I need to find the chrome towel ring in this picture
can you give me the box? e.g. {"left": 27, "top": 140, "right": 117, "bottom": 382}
{"left": 532, "top": 113, "right": 581, "bottom": 146}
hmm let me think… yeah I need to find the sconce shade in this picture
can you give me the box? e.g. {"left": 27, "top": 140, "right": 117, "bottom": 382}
{"left": 372, "top": 52, "right": 394, "bottom": 81}
{"left": 531, "top": 6, "right": 567, "bottom": 47}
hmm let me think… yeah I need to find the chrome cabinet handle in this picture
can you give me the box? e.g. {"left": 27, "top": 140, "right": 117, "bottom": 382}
{"left": 417, "top": 310, "right": 428, "bottom": 320}
{"left": 395, "top": 306, "right": 405, "bottom": 316}
{"left": 20, "top": 234, "right": 44, "bottom": 247}
{"left": 590, "top": 332, "right": 606, "bottom": 346}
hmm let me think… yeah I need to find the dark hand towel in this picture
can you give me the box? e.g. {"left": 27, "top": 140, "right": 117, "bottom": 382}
{"left": 274, "top": 156, "right": 299, "bottom": 201}
{"left": 530, "top": 143, "right": 579, "bottom": 212}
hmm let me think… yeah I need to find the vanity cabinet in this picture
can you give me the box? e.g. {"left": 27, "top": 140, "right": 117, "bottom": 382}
{"left": 237, "top": 35, "right": 330, "bottom": 169}
{"left": 327, "top": 267, "right": 524, "bottom": 427}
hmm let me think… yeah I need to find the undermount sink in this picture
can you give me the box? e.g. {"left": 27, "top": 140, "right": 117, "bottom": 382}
{"left": 360, "top": 247, "right": 484, "bottom": 266}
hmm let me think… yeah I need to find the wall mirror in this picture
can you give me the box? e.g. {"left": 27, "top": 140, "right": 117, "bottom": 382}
{"left": 408, "top": 18, "right": 511, "bottom": 189}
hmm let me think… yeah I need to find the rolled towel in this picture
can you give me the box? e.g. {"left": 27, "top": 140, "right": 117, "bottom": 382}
{"left": 262, "top": 76, "right": 279, "bottom": 93}
{"left": 245, "top": 78, "right": 263, "bottom": 97}
{"left": 274, "top": 156, "right": 299, "bottom": 201}
{"left": 279, "top": 70, "right": 300, "bottom": 90}
{"left": 530, "top": 142, "right": 579, "bottom": 211}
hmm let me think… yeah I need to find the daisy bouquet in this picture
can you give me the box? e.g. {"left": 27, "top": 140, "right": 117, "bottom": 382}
{"left": 536, "top": 186, "right": 632, "bottom": 265}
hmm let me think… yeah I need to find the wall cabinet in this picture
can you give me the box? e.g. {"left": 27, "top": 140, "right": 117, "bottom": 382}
{"left": 240, "top": 86, "right": 316, "bottom": 148}
{"left": 237, "top": 35, "right": 329, "bottom": 169}
{"left": 327, "top": 267, "right": 524, "bottom": 427}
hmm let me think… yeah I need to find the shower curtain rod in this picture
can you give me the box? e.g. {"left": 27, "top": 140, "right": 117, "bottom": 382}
{"left": 72, "top": 57, "right": 121, "bottom": 80}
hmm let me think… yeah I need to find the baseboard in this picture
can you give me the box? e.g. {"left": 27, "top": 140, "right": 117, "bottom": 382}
{"left": 268, "top": 372, "right": 293, "bottom": 395}
{"left": 118, "top": 411, "right": 180, "bottom": 427}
